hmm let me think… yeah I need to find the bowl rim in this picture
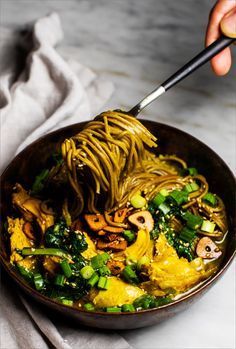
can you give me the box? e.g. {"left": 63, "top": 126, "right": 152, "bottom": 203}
{"left": 1, "top": 119, "right": 235, "bottom": 317}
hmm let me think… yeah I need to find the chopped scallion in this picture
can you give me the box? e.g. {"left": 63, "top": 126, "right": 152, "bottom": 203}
{"left": 203, "top": 192, "right": 217, "bottom": 207}
{"left": 152, "top": 192, "right": 166, "bottom": 207}
{"left": 80, "top": 265, "right": 95, "bottom": 280}
{"left": 60, "top": 259, "right": 72, "bottom": 278}
{"left": 130, "top": 194, "right": 146, "bottom": 208}
{"left": 54, "top": 274, "right": 65, "bottom": 286}
{"left": 106, "top": 307, "right": 121, "bottom": 313}
{"left": 87, "top": 273, "right": 99, "bottom": 287}
{"left": 183, "top": 212, "right": 203, "bottom": 229}
{"left": 123, "top": 230, "right": 136, "bottom": 243}
{"left": 121, "top": 304, "right": 136, "bottom": 312}
{"left": 122, "top": 266, "right": 139, "bottom": 284}
{"left": 158, "top": 202, "right": 171, "bottom": 215}
{"left": 61, "top": 299, "right": 73, "bottom": 306}
{"left": 98, "top": 266, "right": 111, "bottom": 276}
{"left": 97, "top": 276, "right": 110, "bottom": 290}
{"left": 84, "top": 303, "right": 95, "bottom": 311}
{"left": 170, "top": 190, "right": 188, "bottom": 205}
{"left": 179, "top": 227, "right": 196, "bottom": 243}
{"left": 184, "top": 181, "right": 199, "bottom": 193}
{"left": 33, "top": 273, "right": 44, "bottom": 290}
{"left": 201, "top": 220, "right": 216, "bottom": 233}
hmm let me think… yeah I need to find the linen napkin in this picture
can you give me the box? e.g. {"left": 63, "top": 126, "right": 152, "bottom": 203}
{"left": 0, "top": 13, "right": 133, "bottom": 349}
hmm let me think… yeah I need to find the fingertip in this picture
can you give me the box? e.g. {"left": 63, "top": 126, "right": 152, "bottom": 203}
{"left": 210, "top": 48, "right": 232, "bottom": 76}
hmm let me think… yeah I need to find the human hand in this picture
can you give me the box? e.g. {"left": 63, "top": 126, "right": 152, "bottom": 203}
{"left": 206, "top": 0, "right": 236, "bottom": 75}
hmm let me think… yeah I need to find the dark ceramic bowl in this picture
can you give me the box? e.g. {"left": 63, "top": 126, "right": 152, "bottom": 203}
{"left": 0, "top": 120, "right": 235, "bottom": 329}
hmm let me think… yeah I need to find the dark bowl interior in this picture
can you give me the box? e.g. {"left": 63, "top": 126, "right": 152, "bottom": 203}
{"left": 0, "top": 120, "right": 235, "bottom": 329}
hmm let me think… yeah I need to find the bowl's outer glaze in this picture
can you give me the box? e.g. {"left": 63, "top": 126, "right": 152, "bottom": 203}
{"left": 0, "top": 120, "right": 235, "bottom": 329}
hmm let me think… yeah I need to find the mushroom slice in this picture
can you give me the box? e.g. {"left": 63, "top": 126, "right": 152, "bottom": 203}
{"left": 196, "top": 237, "right": 222, "bottom": 259}
{"left": 128, "top": 210, "right": 154, "bottom": 233}
{"left": 84, "top": 214, "right": 107, "bottom": 231}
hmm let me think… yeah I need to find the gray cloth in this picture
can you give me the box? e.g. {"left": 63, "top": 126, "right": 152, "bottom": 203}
{"left": 0, "top": 13, "right": 133, "bottom": 349}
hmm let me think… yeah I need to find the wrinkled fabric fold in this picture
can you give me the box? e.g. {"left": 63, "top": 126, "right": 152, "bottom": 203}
{"left": 0, "top": 12, "right": 133, "bottom": 349}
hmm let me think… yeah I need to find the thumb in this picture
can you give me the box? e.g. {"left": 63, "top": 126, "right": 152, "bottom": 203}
{"left": 220, "top": 8, "right": 236, "bottom": 38}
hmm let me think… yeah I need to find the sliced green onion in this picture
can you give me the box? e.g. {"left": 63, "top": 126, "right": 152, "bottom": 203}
{"left": 84, "top": 303, "right": 95, "bottom": 311}
{"left": 34, "top": 273, "right": 44, "bottom": 290}
{"left": 16, "top": 264, "right": 34, "bottom": 282}
{"left": 80, "top": 265, "right": 95, "bottom": 280}
{"left": 54, "top": 274, "right": 65, "bottom": 286}
{"left": 122, "top": 266, "right": 139, "bottom": 284}
{"left": 87, "top": 273, "right": 99, "bottom": 287}
{"left": 121, "top": 304, "right": 136, "bottom": 312}
{"left": 153, "top": 192, "right": 166, "bottom": 207}
{"left": 183, "top": 212, "right": 203, "bottom": 229}
{"left": 158, "top": 202, "right": 171, "bottom": 215}
{"left": 97, "top": 276, "right": 110, "bottom": 290}
{"left": 61, "top": 299, "right": 73, "bottom": 306}
{"left": 91, "top": 253, "right": 110, "bottom": 269}
{"left": 106, "top": 307, "right": 121, "bottom": 313}
{"left": 60, "top": 259, "right": 72, "bottom": 278}
{"left": 203, "top": 192, "right": 217, "bottom": 207}
{"left": 21, "top": 247, "right": 71, "bottom": 260}
{"left": 170, "top": 190, "right": 188, "bottom": 205}
{"left": 179, "top": 227, "right": 196, "bottom": 243}
{"left": 130, "top": 194, "right": 146, "bottom": 208}
{"left": 98, "top": 266, "right": 111, "bottom": 276}
{"left": 184, "top": 181, "right": 199, "bottom": 193}
{"left": 123, "top": 230, "right": 136, "bottom": 243}
{"left": 159, "top": 188, "right": 169, "bottom": 197}
{"left": 187, "top": 167, "right": 198, "bottom": 176}
{"left": 201, "top": 220, "right": 216, "bottom": 233}
{"left": 137, "top": 256, "right": 150, "bottom": 271}
{"left": 155, "top": 297, "right": 172, "bottom": 307}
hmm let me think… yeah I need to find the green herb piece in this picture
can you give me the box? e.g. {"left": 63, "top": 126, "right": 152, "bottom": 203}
{"left": 179, "top": 227, "right": 196, "bottom": 243}
{"left": 137, "top": 256, "right": 150, "bottom": 271}
{"left": 159, "top": 189, "right": 169, "bottom": 197}
{"left": 183, "top": 212, "right": 203, "bottom": 229}
{"left": 158, "top": 202, "right": 171, "bottom": 215}
{"left": 98, "top": 266, "right": 111, "bottom": 276}
{"left": 201, "top": 220, "right": 216, "bottom": 233}
{"left": 133, "top": 295, "right": 156, "bottom": 310}
{"left": 87, "top": 273, "right": 99, "bottom": 287}
{"left": 60, "top": 259, "right": 72, "bottom": 278}
{"left": 170, "top": 190, "right": 188, "bottom": 205}
{"left": 91, "top": 253, "right": 110, "bottom": 270}
{"left": 21, "top": 247, "right": 71, "bottom": 260}
{"left": 130, "top": 194, "right": 146, "bottom": 208}
{"left": 121, "top": 304, "right": 136, "bottom": 312}
{"left": 122, "top": 266, "right": 139, "bottom": 284}
{"left": 123, "top": 230, "right": 136, "bottom": 243}
{"left": 80, "top": 266, "right": 95, "bottom": 280}
{"left": 153, "top": 192, "right": 166, "bottom": 207}
{"left": 84, "top": 303, "right": 95, "bottom": 311}
{"left": 34, "top": 273, "right": 44, "bottom": 290}
{"left": 54, "top": 274, "right": 65, "bottom": 286}
{"left": 16, "top": 264, "right": 34, "bottom": 282}
{"left": 155, "top": 296, "right": 172, "bottom": 307}
{"left": 61, "top": 299, "right": 73, "bottom": 306}
{"left": 184, "top": 181, "right": 199, "bottom": 193}
{"left": 106, "top": 307, "right": 121, "bottom": 313}
{"left": 97, "top": 276, "right": 110, "bottom": 290}
{"left": 203, "top": 192, "right": 217, "bottom": 207}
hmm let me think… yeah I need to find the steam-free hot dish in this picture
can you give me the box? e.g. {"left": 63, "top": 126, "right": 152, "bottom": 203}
{"left": 5, "top": 112, "right": 227, "bottom": 312}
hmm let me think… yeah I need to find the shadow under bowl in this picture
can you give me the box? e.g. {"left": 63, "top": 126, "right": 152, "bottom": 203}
{"left": 0, "top": 120, "right": 235, "bottom": 329}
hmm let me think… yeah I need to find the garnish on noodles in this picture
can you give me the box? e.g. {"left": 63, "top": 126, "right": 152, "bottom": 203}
{"left": 6, "top": 111, "right": 227, "bottom": 312}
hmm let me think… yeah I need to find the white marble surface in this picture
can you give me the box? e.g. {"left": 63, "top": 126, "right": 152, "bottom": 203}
{"left": 1, "top": 0, "right": 235, "bottom": 348}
